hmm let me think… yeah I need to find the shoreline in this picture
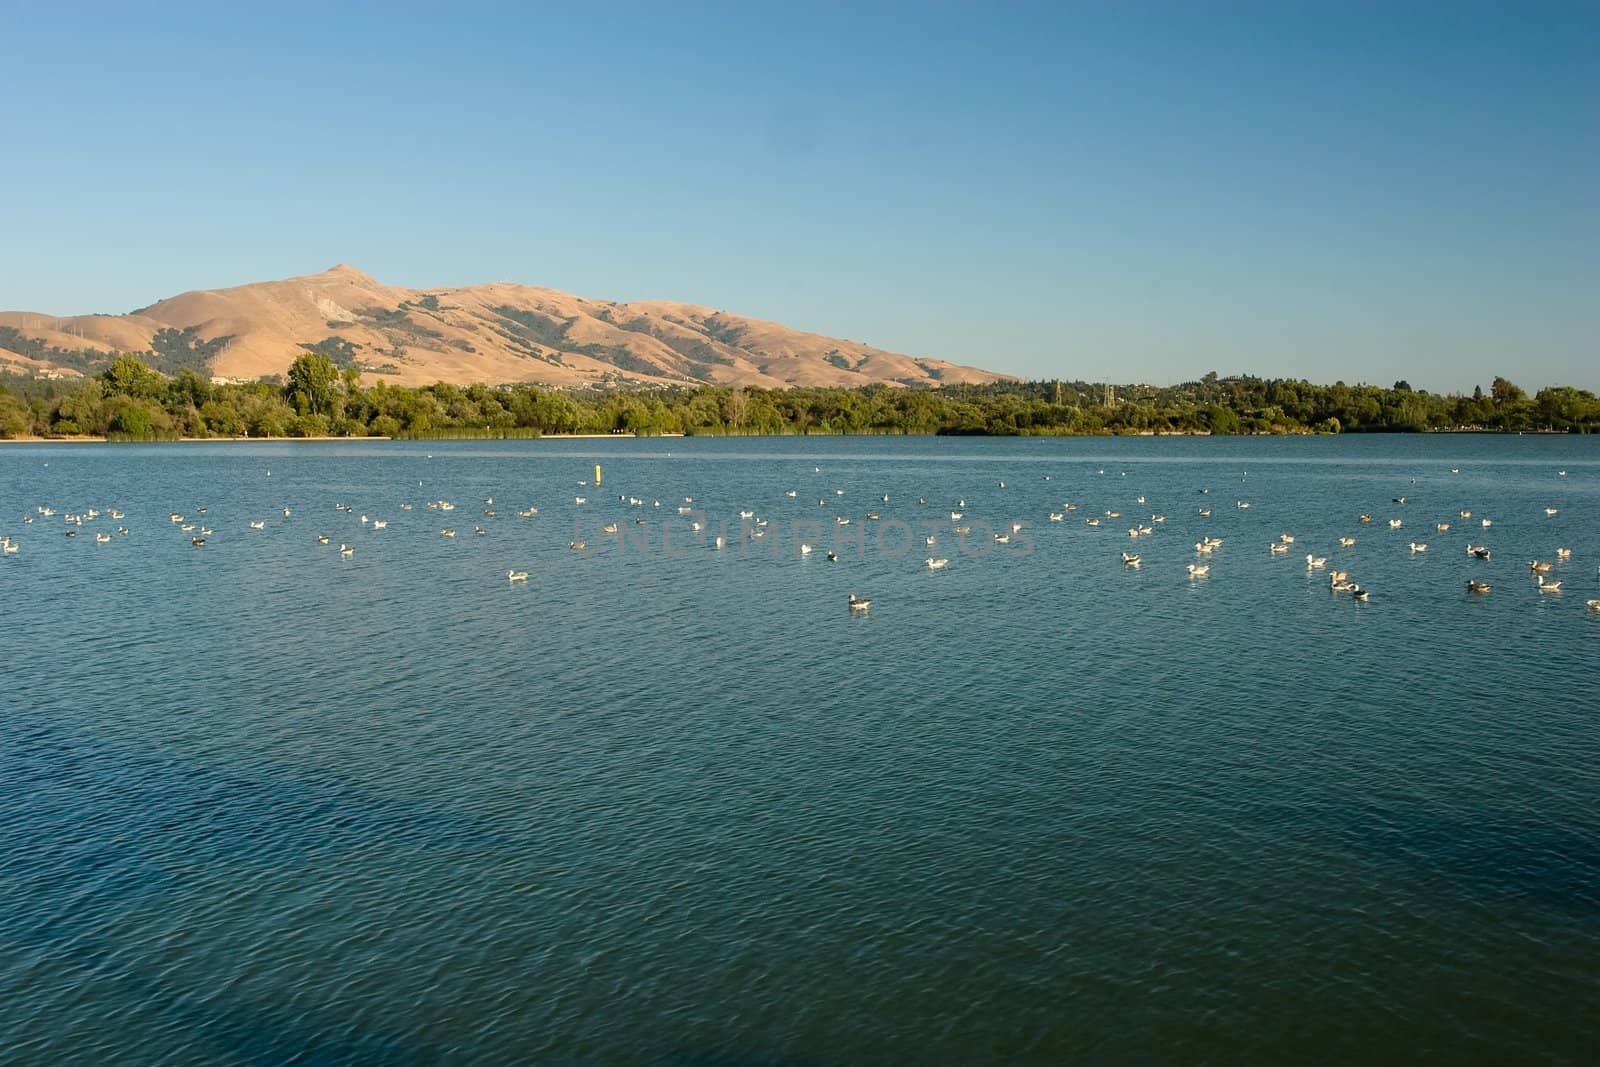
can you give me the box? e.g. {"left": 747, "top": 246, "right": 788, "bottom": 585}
{"left": 0, "top": 432, "right": 656, "bottom": 444}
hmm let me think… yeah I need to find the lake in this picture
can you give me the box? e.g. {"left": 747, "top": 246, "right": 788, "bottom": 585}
{"left": 2, "top": 433, "right": 1597, "bottom": 1064}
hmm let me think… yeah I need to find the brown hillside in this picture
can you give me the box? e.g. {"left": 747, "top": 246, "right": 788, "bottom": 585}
{"left": 0, "top": 265, "right": 1007, "bottom": 389}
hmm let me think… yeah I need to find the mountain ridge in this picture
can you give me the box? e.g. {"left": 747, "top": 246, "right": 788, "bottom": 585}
{"left": 0, "top": 266, "right": 1008, "bottom": 389}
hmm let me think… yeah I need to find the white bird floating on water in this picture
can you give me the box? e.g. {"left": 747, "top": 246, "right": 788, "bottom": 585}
{"left": 925, "top": 557, "right": 949, "bottom": 570}
{"left": 1409, "top": 542, "right": 1428, "bottom": 553}
{"left": 848, "top": 593, "right": 871, "bottom": 611}
{"left": 1306, "top": 554, "right": 1327, "bottom": 569}
{"left": 1338, "top": 537, "right": 1356, "bottom": 547}
{"left": 1186, "top": 563, "right": 1209, "bottom": 577}
{"left": 507, "top": 570, "right": 528, "bottom": 582}
{"left": 1269, "top": 542, "right": 1288, "bottom": 554}
{"left": 1536, "top": 576, "right": 1562, "bottom": 593}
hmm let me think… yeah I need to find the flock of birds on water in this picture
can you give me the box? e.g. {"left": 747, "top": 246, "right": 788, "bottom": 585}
{"left": 3, "top": 462, "right": 1597, "bottom": 617}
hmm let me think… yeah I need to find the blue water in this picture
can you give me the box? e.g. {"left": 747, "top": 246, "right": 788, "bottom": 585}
{"left": 3, "top": 434, "right": 1597, "bottom": 1064}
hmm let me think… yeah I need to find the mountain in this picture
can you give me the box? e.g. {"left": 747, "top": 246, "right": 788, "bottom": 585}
{"left": 0, "top": 265, "right": 1007, "bottom": 389}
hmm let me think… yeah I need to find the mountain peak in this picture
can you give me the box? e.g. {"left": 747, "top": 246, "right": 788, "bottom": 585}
{"left": 0, "top": 267, "right": 1009, "bottom": 389}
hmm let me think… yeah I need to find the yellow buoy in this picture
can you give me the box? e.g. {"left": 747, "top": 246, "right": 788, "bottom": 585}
{"left": 594, "top": 464, "right": 602, "bottom": 487}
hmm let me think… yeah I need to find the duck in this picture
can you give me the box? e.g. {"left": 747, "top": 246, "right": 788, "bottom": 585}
{"left": 1358, "top": 514, "right": 1372, "bottom": 523}
{"left": 1197, "top": 507, "right": 1212, "bottom": 517}
{"left": 1536, "top": 575, "right": 1562, "bottom": 593}
{"left": 1338, "top": 537, "right": 1356, "bottom": 547}
{"left": 1049, "top": 513, "right": 1064, "bottom": 522}
{"left": 1481, "top": 518, "right": 1493, "bottom": 527}
{"left": 316, "top": 535, "right": 330, "bottom": 544}
{"left": 925, "top": 557, "right": 949, "bottom": 570}
{"left": 1436, "top": 522, "right": 1450, "bottom": 532}
{"left": 826, "top": 551, "right": 838, "bottom": 562}
{"left": 1529, "top": 560, "right": 1552, "bottom": 574}
{"left": 1280, "top": 534, "right": 1296, "bottom": 544}
{"left": 601, "top": 523, "right": 618, "bottom": 534}
{"left": 1351, "top": 585, "right": 1370, "bottom": 601}
{"left": 1545, "top": 507, "right": 1559, "bottom": 516}
{"left": 1121, "top": 551, "right": 1141, "bottom": 564}
{"left": 1186, "top": 563, "right": 1209, "bottom": 577}
{"left": 249, "top": 520, "right": 265, "bottom": 530}
{"left": 1306, "top": 554, "right": 1327, "bottom": 569}
{"left": 441, "top": 529, "right": 456, "bottom": 538}
{"left": 1460, "top": 510, "right": 1472, "bottom": 518}
{"left": 507, "top": 570, "right": 529, "bottom": 582}
{"left": 848, "top": 593, "right": 872, "bottom": 611}
{"left": 1269, "top": 542, "right": 1289, "bottom": 554}
{"left": 1466, "top": 580, "right": 1491, "bottom": 594}
{"left": 372, "top": 520, "right": 387, "bottom": 530}
{"left": 1555, "top": 547, "right": 1572, "bottom": 559}
{"left": 1408, "top": 542, "right": 1427, "bottom": 553}
{"left": 1388, "top": 518, "right": 1403, "bottom": 529}
{"left": 1587, "top": 599, "right": 1600, "bottom": 613}
{"left": 340, "top": 544, "right": 354, "bottom": 558}
{"left": 568, "top": 539, "right": 587, "bottom": 551}
{"left": 95, "top": 533, "right": 111, "bottom": 544}
{"left": 800, "top": 543, "right": 813, "bottom": 556}
{"left": 190, "top": 537, "right": 206, "bottom": 547}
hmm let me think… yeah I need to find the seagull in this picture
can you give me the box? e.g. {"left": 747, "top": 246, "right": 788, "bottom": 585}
{"left": 507, "top": 570, "right": 528, "bottom": 582}
{"left": 848, "top": 593, "right": 872, "bottom": 611}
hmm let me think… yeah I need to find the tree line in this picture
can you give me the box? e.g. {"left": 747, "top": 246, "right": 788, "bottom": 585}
{"left": 1, "top": 354, "right": 1597, "bottom": 440}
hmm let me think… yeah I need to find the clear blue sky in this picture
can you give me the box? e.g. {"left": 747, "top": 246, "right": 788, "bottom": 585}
{"left": 4, "top": 1, "right": 1596, "bottom": 393}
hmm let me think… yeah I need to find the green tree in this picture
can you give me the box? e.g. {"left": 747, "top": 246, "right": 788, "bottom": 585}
{"left": 285, "top": 353, "right": 341, "bottom": 417}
